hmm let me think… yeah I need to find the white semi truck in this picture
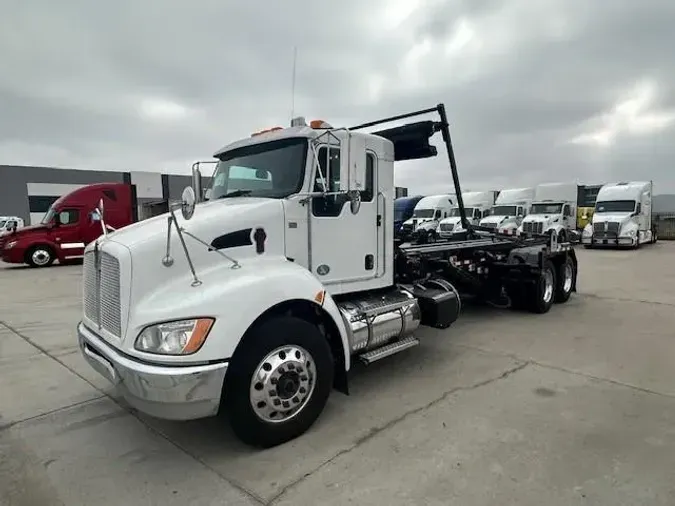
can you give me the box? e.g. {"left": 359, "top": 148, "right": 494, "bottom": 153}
{"left": 518, "top": 182, "right": 578, "bottom": 243}
{"left": 399, "top": 194, "right": 454, "bottom": 242}
{"left": 436, "top": 190, "right": 498, "bottom": 239}
{"left": 478, "top": 187, "right": 535, "bottom": 235}
{"left": 581, "top": 181, "right": 657, "bottom": 248}
{"left": 77, "top": 105, "right": 578, "bottom": 448}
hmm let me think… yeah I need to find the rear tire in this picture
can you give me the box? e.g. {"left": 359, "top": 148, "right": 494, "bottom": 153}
{"left": 554, "top": 256, "right": 575, "bottom": 303}
{"left": 25, "top": 245, "right": 55, "bottom": 268}
{"left": 224, "top": 316, "right": 334, "bottom": 448}
{"left": 527, "top": 260, "right": 557, "bottom": 314}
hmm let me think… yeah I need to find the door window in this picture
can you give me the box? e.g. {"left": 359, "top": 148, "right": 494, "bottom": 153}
{"left": 58, "top": 209, "right": 80, "bottom": 226}
{"left": 312, "top": 148, "right": 375, "bottom": 217}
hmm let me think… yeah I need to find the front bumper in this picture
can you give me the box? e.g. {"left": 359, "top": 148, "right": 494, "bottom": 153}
{"left": 77, "top": 321, "right": 228, "bottom": 420}
{"left": 581, "top": 235, "right": 636, "bottom": 247}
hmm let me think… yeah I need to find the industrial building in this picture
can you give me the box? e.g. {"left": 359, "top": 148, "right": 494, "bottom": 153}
{"left": 0, "top": 164, "right": 209, "bottom": 225}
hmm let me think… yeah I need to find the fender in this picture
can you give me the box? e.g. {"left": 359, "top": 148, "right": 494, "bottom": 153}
{"left": 128, "top": 257, "right": 351, "bottom": 369}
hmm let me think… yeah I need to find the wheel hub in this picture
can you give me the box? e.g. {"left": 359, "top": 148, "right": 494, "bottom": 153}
{"left": 563, "top": 264, "right": 573, "bottom": 292}
{"left": 249, "top": 345, "right": 316, "bottom": 423}
{"left": 543, "top": 269, "right": 554, "bottom": 303}
{"left": 32, "top": 250, "right": 50, "bottom": 266}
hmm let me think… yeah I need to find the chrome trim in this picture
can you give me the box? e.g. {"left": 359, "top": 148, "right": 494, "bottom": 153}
{"left": 77, "top": 322, "right": 228, "bottom": 421}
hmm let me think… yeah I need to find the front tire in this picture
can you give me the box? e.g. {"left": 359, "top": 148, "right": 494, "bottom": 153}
{"left": 224, "top": 316, "right": 334, "bottom": 448}
{"left": 25, "top": 245, "right": 55, "bottom": 268}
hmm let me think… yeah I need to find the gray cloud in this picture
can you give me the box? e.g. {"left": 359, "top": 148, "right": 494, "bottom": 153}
{"left": 1, "top": 0, "right": 674, "bottom": 192}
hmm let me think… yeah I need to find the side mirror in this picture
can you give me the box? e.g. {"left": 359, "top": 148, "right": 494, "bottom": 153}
{"left": 204, "top": 188, "right": 212, "bottom": 201}
{"left": 339, "top": 132, "right": 367, "bottom": 194}
{"left": 181, "top": 186, "right": 196, "bottom": 220}
{"left": 348, "top": 190, "right": 361, "bottom": 215}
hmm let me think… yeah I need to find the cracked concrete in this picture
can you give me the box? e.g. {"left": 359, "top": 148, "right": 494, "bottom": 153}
{"left": 2, "top": 243, "right": 675, "bottom": 505}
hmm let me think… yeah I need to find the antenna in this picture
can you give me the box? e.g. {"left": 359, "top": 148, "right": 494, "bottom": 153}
{"left": 290, "top": 46, "right": 298, "bottom": 121}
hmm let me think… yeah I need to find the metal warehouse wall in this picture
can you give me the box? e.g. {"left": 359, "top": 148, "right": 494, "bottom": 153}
{"left": 0, "top": 165, "right": 202, "bottom": 225}
{"left": 0, "top": 165, "right": 127, "bottom": 224}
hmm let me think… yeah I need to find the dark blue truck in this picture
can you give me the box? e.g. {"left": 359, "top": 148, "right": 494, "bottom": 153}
{"left": 394, "top": 195, "right": 425, "bottom": 240}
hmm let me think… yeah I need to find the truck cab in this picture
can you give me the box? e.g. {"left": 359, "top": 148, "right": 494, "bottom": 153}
{"left": 437, "top": 190, "right": 497, "bottom": 239}
{"left": 401, "top": 194, "right": 454, "bottom": 241}
{"left": 518, "top": 182, "right": 578, "bottom": 242}
{"left": 1, "top": 183, "right": 136, "bottom": 267}
{"left": 582, "top": 181, "right": 655, "bottom": 248}
{"left": 394, "top": 195, "right": 425, "bottom": 239}
{"left": 479, "top": 187, "right": 535, "bottom": 235}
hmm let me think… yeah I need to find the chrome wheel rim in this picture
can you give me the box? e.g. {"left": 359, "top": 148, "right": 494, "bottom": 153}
{"left": 32, "top": 249, "right": 51, "bottom": 266}
{"left": 250, "top": 345, "right": 316, "bottom": 424}
{"left": 543, "top": 269, "right": 554, "bottom": 303}
{"left": 563, "top": 263, "right": 573, "bottom": 293}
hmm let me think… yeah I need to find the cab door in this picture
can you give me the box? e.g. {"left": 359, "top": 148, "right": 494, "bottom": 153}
{"left": 52, "top": 208, "right": 86, "bottom": 260}
{"left": 309, "top": 145, "right": 378, "bottom": 291}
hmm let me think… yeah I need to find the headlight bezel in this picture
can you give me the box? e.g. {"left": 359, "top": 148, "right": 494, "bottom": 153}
{"left": 134, "top": 317, "right": 215, "bottom": 356}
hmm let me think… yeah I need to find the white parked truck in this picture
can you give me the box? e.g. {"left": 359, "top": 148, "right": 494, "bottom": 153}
{"left": 77, "top": 105, "right": 578, "bottom": 448}
{"left": 399, "top": 194, "right": 454, "bottom": 242}
{"left": 581, "top": 181, "right": 656, "bottom": 248}
{"left": 518, "top": 182, "right": 578, "bottom": 242}
{"left": 437, "top": 190, "right": 498, "bottom": 239}
{"left": 478, "top": 187, "right": 535, "bottom": 236}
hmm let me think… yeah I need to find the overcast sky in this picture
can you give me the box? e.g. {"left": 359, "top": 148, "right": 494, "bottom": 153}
{"left": 2, "top": 0, "right": 674, "bottom": 194}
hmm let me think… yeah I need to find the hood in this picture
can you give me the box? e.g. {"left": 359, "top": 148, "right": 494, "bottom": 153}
{"left": 480, "top": 215, "right": 513, "bottom": 226}
{"left": 403, "top": 217, "right": 431, "bottom": 227}
{"left": 417, "top": 220, "right": 439, "bottom": 230}
{"left": 592, "top": 212, "right": 633, "bottom": 224}
{"left": 440, "top": 216, "right": 461, "bottom": 226}
{"left": 0, "top": 223, "right": 48, "bottom": 244}
{"left": 95, "top": 197, "right": 288, "bottom": 331}
{"left": 522, "top": 215, "right": 560, "bottom": 225}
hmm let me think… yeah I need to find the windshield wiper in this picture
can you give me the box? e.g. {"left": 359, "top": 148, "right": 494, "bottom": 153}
{"left": 217, "top": 189, "right": 253, "bottom": 199}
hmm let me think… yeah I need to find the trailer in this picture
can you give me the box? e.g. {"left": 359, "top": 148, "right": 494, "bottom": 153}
{"left": 76, "top": 104, "right": 578, "bottom": 448}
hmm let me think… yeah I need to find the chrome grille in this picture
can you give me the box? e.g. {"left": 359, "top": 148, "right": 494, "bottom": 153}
{"left": 523, "top": 222, "right": 543, "bottom": 234}
{"left": 593, "top": 222, "right": 605, "bottom": 234}
{"left": 440, "top": 223, "right": 455, "bottom": 232}
{"left": 607, "top": 222, "right": 620, "bottom": 234}
{"left": 82, "top": 249, "right": 122, "bottom": 337}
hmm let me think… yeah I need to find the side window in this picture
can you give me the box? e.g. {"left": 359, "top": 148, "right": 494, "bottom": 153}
{"left": 312, "top": 147, "right": 346, "bottom": 217}
{"left": 361, "top": 153, "right": 375, "bottom": 202}
{"left": 434, "top": 209, "right": 442, "bottom": 220}
{"left": 311, "top": 148, "right": 375, "bottom": 217}
{"left": 6, "top": 220, "right": 16, "bottom": 230}
{"left": 636, "top": 203, "right": 641, "bottom": 214}
{"left": 58, "top": 209, "right": 80, "bottom": 226}
{"left": 517, "top": 206, "right": 524, "bottom": 217}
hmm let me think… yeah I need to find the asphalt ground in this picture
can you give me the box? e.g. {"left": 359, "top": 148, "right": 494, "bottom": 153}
{"left": 1, "top": 242, "right": 674, "bottom": 505}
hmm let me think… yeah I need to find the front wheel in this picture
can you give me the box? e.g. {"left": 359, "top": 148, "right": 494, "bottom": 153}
{"left": 224, "top": 316, "right": 334, "bottom": 448}
{"left": 25, "top": 245, "right": 55, "bottom": 268}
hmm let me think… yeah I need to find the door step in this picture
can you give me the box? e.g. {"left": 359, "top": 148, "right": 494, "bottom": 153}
{"left": 358, "top": 336, "right": 420, "bottom": 365}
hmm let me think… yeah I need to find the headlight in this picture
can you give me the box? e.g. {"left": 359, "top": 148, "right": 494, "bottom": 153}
{"left": 135, "top": 318, "right": 214, "bottom": 355}
{"left": 5, "top": 240, "right": 17, "bottom": 249}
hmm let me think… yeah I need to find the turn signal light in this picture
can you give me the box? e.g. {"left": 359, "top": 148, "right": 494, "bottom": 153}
{"left": 251, "top": 126, "right": 283, "bottom": 137}
{"left": 309, "top": 119, "right": 333, "bottom": 129}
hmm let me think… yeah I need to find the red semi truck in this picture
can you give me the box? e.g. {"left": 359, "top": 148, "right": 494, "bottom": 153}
{"left": 1, "top": 183, "right": 137, "bottom": 267}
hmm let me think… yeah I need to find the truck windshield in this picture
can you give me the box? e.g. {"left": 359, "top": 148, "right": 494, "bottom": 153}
{"left": 41, "top": 206, "right": 56, "bottom": 225}
{"left": 448, "top": 207, "right": 474, "bottom": 217}
{"left": 210, "top": 138, "right": 308, "bottom": 199}
{"left": 530, "top": 203, "right": 562, "bottom": 214}
{"left": 595, "top": 200, "right": 636, "bottom": 213}
{"left": 412, "top": 208, "right": 434, "bottom": 218}
{"left": 491, "top": 205, "right": 517, "bottom": 216}
{"left": 394, "top": 202, "right": 408, "bottom": 221}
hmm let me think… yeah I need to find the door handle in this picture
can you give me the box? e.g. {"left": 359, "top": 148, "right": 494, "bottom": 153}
{"left": 376, "top": 215, "right": 382, "bottom": 226}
